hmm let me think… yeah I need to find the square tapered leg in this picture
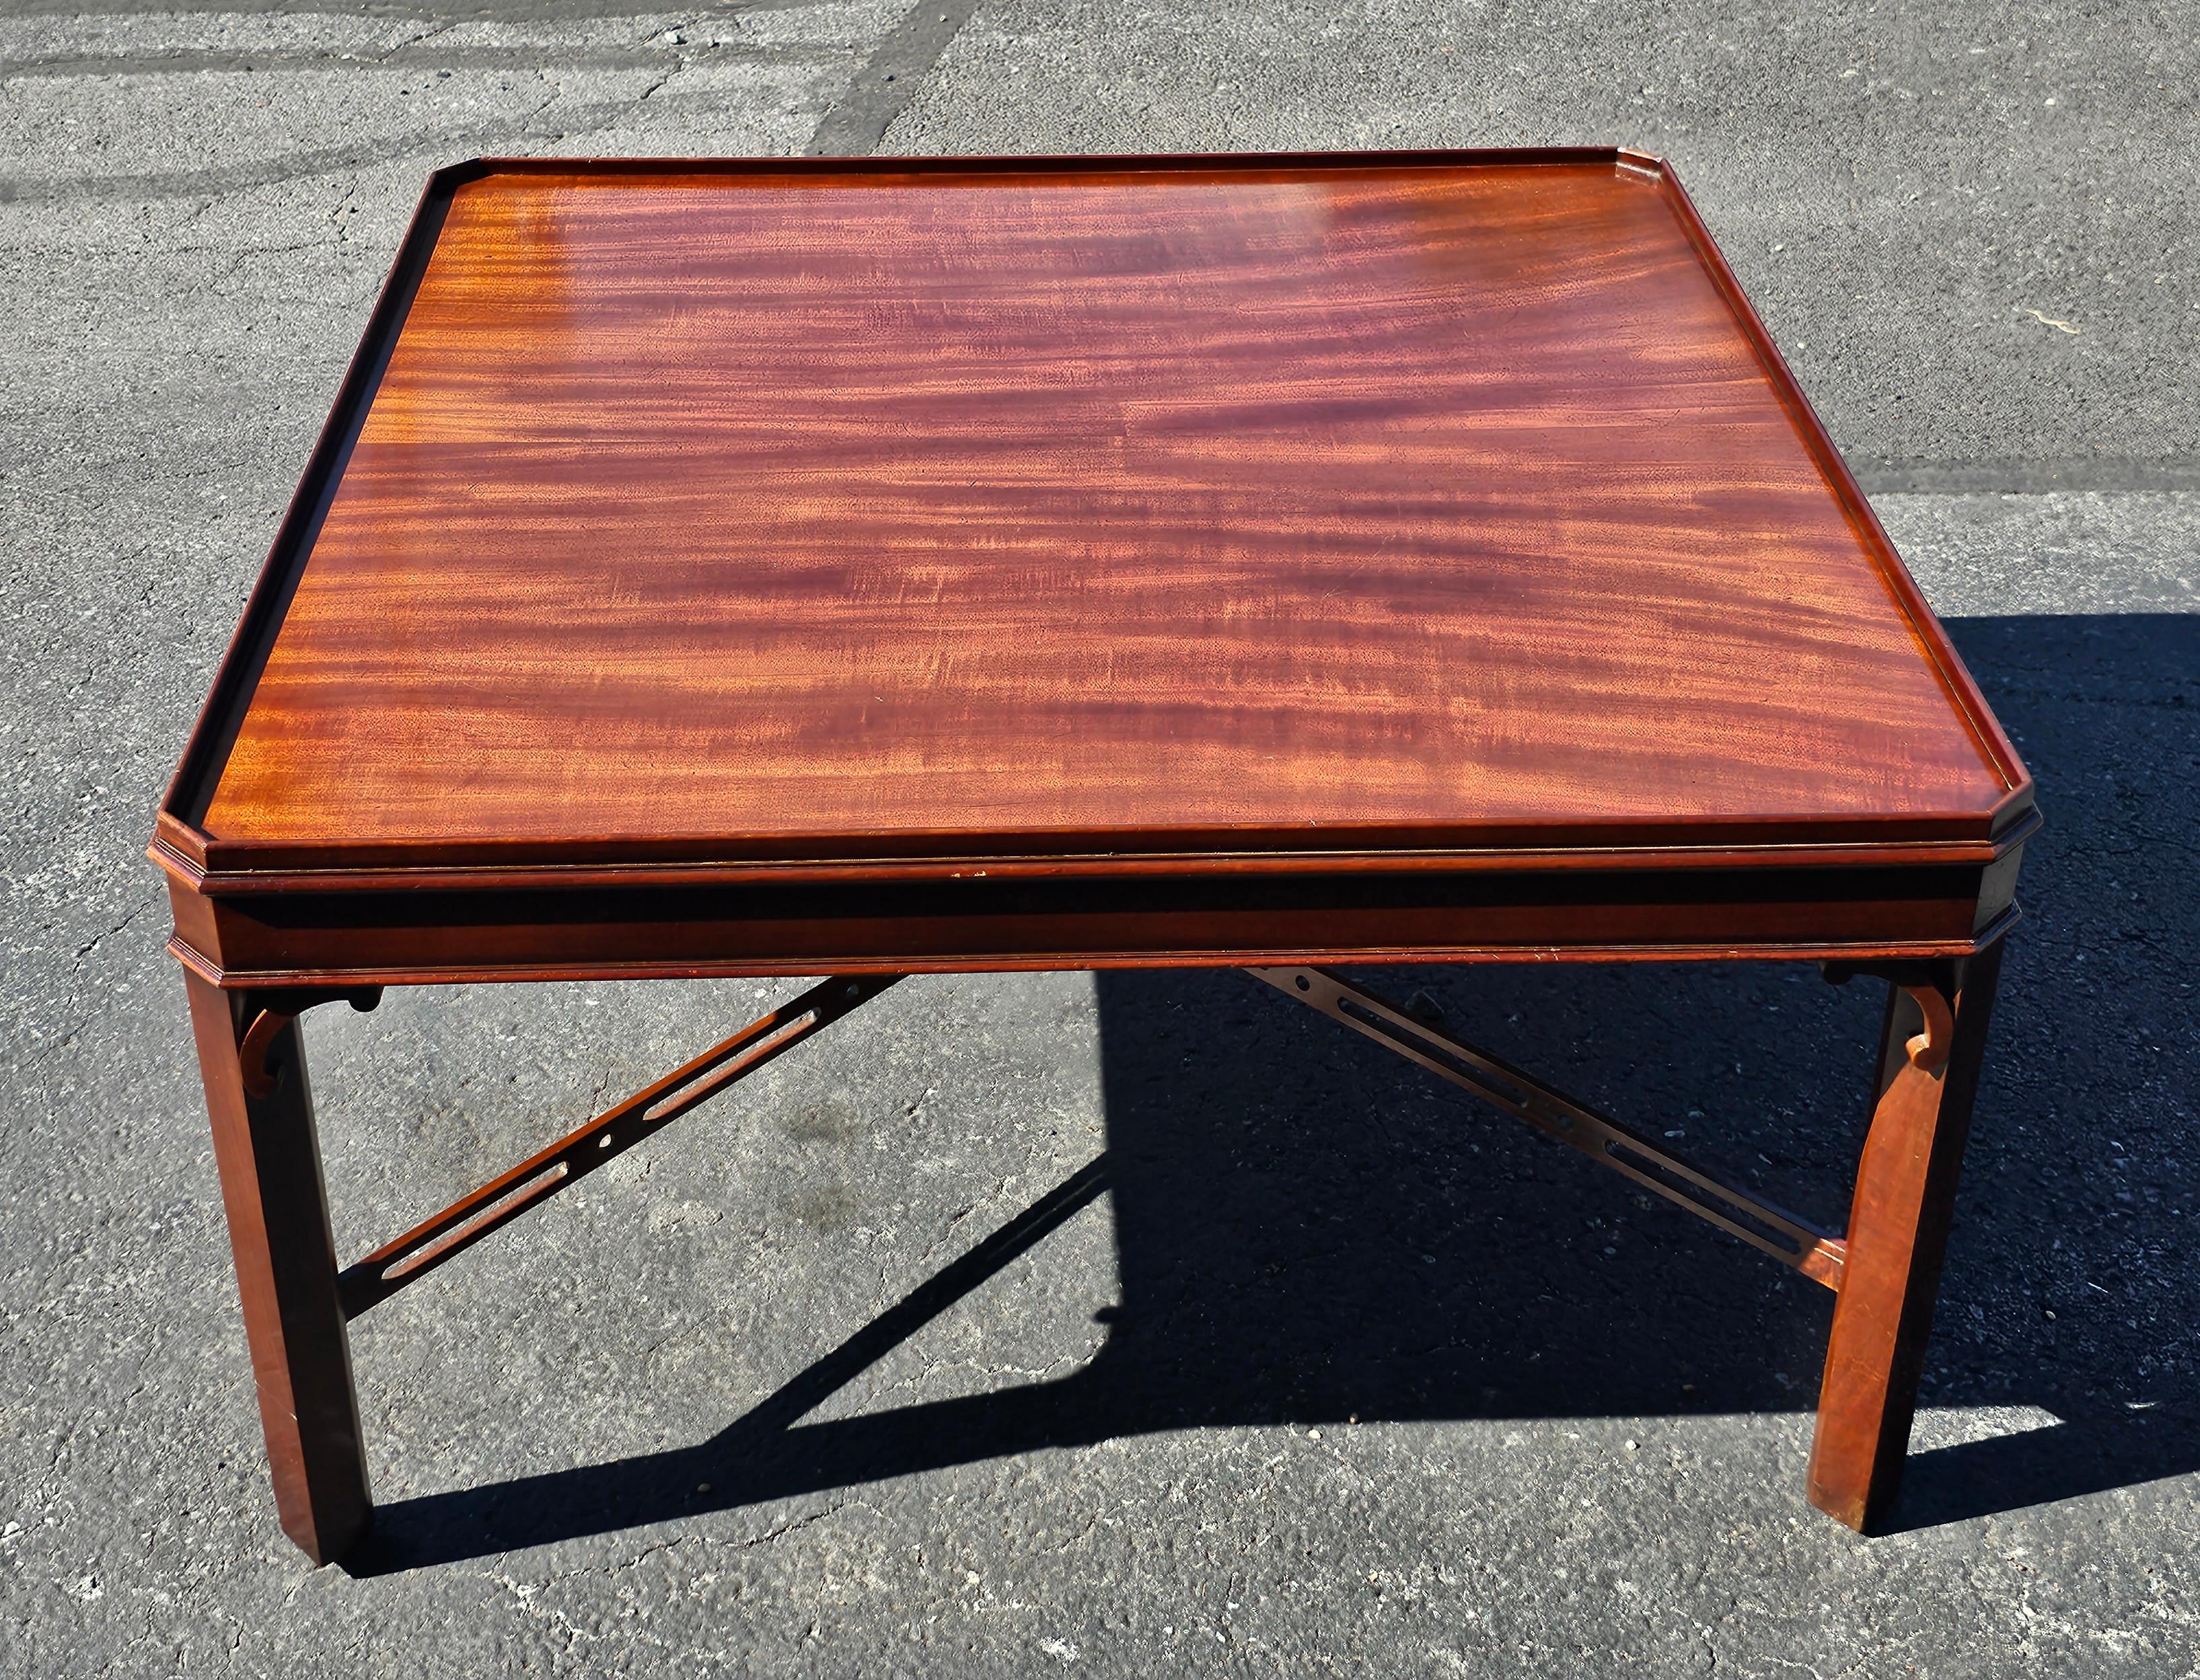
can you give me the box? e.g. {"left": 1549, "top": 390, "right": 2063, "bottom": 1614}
{"left": 1807, "top": 943, "right": 2006, "bottom": 1532}
{"left": 186, "top": 972, "right": 371, "bottom": 1564}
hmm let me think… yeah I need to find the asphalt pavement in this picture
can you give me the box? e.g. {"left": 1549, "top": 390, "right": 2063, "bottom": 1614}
{"left": 1, "top": 2, "right": 2195, "bottom": 1674}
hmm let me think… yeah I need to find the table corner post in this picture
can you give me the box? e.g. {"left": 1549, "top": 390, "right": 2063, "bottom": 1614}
{"left": 1806, "top": 939, "right": 2008, "bottom": 1533}
{"left": 183, "top": 969, "right": 373, "bottom": 1565}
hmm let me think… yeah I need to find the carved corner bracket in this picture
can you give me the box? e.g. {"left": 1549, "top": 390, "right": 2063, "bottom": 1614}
{"left": 1895, "top": 984, "right": 1957, "bottom": 1076}
{"left": 1819, "top": 960, "right": 1958, "bottom": 1079}
{"left": 239, "top": 987, "right": 385, "bottom": 1099}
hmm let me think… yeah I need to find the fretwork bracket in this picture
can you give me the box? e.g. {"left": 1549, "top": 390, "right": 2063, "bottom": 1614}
{"left": 239, "top": 986, "right": 386, "bottom": 1099}
{"left": 1248, "top": 965, "right": 1849, "bottom": 1290}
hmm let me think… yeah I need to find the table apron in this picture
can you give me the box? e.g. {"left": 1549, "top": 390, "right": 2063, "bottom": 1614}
{"left": 168, "top": 859, "right": 2012, "bottom": 986}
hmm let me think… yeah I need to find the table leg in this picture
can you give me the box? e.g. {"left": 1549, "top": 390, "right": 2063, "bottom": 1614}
{"left": 1806, "top": 941, "right": 2006, "bottom": 1532}
{"left": 185, "top": 972, "right": 371, "bottom": 1564}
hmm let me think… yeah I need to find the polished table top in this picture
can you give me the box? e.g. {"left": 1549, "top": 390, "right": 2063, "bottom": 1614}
{"left": 166, "top": 152, "right": 2025, "bottom": 885}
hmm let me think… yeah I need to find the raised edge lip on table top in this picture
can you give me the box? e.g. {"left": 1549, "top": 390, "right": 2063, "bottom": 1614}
{"left": 151, "top": 147, "right": 2035, "bottom": 895}
{"left": 152, "top": 803, "right": 2043, "bottom": 898}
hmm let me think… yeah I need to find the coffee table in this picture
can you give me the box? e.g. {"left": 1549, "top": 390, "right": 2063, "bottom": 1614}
{"left": 151, "top": 150, "right": 2034, "bottom": 1566}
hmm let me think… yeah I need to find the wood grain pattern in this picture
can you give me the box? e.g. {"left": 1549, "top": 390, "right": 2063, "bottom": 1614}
{"left": 193, "top": 158, "right": 2014, "bottom": 860}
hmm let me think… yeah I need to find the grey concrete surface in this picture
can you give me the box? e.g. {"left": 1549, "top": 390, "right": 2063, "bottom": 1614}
{"left": 0, "top": 3, "right": 2195, "bottom": 1675}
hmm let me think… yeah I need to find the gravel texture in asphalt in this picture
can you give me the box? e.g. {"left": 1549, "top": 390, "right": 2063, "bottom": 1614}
{"left": 2, "top": 3, "right": 2195, "bottom": 1674}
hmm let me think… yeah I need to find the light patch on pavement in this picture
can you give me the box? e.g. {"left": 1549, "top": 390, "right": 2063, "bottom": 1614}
{"left": 1908, "top": 1403, "right": 2064, "bottom": 1453}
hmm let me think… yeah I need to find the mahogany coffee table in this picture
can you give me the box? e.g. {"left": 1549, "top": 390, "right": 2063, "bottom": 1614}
{"left": 151, "top": 151, "right": 2034, "bottom": 1565}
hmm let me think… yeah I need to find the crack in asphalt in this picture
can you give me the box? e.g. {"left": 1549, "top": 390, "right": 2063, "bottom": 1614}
{"left": 0, "top": 69, "right": 644, "bottom": 206}
{"left": 70, "top": 900, "right": 146, "bottom": 962}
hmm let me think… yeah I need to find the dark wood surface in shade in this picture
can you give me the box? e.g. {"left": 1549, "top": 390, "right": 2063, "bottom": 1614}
{"left": 178, "top": 153, "right": 2025, "bottom": 875}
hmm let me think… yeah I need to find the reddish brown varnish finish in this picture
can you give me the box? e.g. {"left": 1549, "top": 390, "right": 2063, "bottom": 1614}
{"left": 1808, "top": 947, "right": 2005, "bottom": 1531}
{"left": 185, "top": 155, "right": 2016, "bottom": 863}
{"left": 150, "top": 153, "right": 2036, "bottom": 1564}
{"left": 184, "top": 974, "right": 369, "bottom": 1565}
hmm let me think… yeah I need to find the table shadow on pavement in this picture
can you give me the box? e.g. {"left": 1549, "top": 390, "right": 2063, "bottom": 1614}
{"left": 349, "top": 613, "right": 2199, "bottom": 1572}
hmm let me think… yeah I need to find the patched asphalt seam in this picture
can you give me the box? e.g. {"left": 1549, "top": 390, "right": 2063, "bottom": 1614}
{"left": 805, "top": 0, "right": 978, "bottom": 157}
